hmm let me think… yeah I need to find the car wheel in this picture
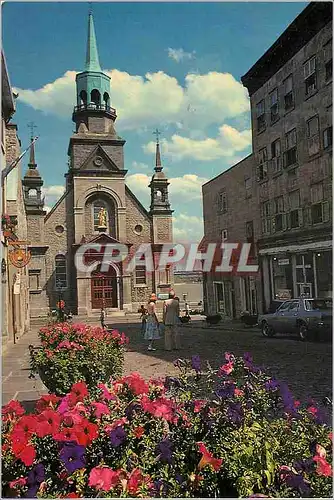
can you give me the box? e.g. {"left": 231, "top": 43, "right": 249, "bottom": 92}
{"left": 298, "top": 322, "right": 308, "bottom": 341}
{"left": 262, "top": 321, "right": 275, "bottom": 338}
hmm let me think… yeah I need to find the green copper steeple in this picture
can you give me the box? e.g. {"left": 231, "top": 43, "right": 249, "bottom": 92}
{"left": 85, "top": 12, "right": 101, "bottom": 72}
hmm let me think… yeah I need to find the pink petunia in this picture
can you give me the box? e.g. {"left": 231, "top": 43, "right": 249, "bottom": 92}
{"left": 89, "top": 466, "right": 120, "bottom": 491}
{"left": 219, "top": 362, "right": 234, "bottom": 375}
{"left": 91, "top": 402, "right": 110, "bottom": 418}
{"left": 313, "top": 455, "right": 333, "bottom": 477}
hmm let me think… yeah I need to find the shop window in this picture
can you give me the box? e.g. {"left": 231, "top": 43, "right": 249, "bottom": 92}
{"left": 284, "top": 128, "right": 297, "bottom": 167}
{"left": 323, "top": 126, "right": 333, "bottom": 149}
{"left": 257, "top": 147, "right": 268, "bottom": 181}
{"left": 256, "top": 100, "right": 265, "bottom": 132}
{"left": 272, "top": 256, "right": 293, "bottom": 300}
{"left": 55, "top": 254, "right": 67, "bottom": 289}
{"left": 316, "top": 252, "right": 332, "bottom": 298}
{"left": 283, "top": 75, "right": 294, "bottom": 111}
{"left": 135, "top": 265, "right": 146, "bottom": 285}
{"left": 270, "top": 88, "right": 279, "bottom": 122}
{"left": 303, "top": 56, "right": 317, "bottom": 96}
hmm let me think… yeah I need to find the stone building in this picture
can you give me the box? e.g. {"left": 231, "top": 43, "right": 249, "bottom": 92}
{"left": 242, "top": 1, "right": 332, "bottom": 310}
{"left": 24, "top": 12, "right": 174, "bottom": 318}
{"left": 1, "top": 50, "right": 30, "bottom": 345}
{"left": 202, "top": 1, "right": 332, "bottom": 316}
{"left": 202, "top": 155, "right": 260, "bottom": 318}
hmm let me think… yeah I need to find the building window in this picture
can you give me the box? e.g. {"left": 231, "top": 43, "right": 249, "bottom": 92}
{"left": 324, "top": 39, "right": 332, "bottom": 82}
{"left": 261, "top": 200, "right": 271, "bottom": 234}
{"left": 303, "top": 56, "right": 316, "bottom": 96}
{"left": 256, "top": 100, "right": 265, "bottom": 132}
{"left": 284, "top": 128, "right": 297, "bottom": 167}
{"left": 221, "top": 229, "right": 228, "bottom": 242}
{"left": 273, "top": 196, "right": 285, "bottom": 232}
{"left": 28, "top": 270, "right": 41, "bottom": 291}
{"left": 93, "top": 200, "right": 109, "bottom": 231}
{"left": 55, "top": 254, "right": 67, "bottom": 289}
{"left": 307, "top": 115, "right": 320, "bottom": 156}
{"left": 257, "top": 147, "right": 268, "bottom": 181}
{"left": 272, "top": 256, "right": 293, "bottom": 300}
{"left": 270, "top": 138, "right": 281, "bottom": 173}
{"left": 269, "top": 88, "right": 279, "bottom": 122}
{"left": 323, "top": 126, "right": 333, "bottom": 149}
{"left": 310, "top": 183, "right": 329, "bottom": 225}
{"left": 135, "top": 265, "right": 146, "bottom": 285}
{"left": 219, "top": 192, "right": 227, "bottom": 213}
{"left": 283, "top": 75, "right": 294, "bottom": 111}
{"left": 288, "top": 190, "right": 301, "bottom": 228}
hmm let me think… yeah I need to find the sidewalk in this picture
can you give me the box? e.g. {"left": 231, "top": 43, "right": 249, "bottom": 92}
{"left": 182, "top": 318, "right": 251, "bottom": 331}
{"left": 2, "top": 325, "right": 47, "bottom": 408}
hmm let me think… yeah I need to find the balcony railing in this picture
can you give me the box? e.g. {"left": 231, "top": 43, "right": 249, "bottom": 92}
{"left": 73, "top": 103, "right": 117, "bottom": 116}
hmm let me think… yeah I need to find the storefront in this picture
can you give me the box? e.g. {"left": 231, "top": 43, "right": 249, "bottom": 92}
{"left": 260, "top": 242, "right": 332, "bottom": 311}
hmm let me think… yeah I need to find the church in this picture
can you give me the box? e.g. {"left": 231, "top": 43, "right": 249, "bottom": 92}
{"left": 23, "top": 12, "right": 174, "bottom": 318}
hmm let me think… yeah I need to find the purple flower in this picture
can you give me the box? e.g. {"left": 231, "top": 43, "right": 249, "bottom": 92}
{"left": 156, "top": 438, "right": 173, "bottom": 464}
{"left": 164, "top": 376, "right": 182, "bottom": 390}
{"left": 110, "top": 426, "right": 127, "bottom": 447}
{"left": 59, "top": 443, "right": 85, "bottom": 474}
{"left": 243, "top": 352, "right": 253, "bottom": 363}
{"left": 153, "top": 479, "right": 169, "bottom": 496}
{"left": 283, "top": 472, "right": 310, "bottom": 494}
{"left": 227, "top": 402, "right": 244, "bottom": 425}
{"left": 25, "top": 464, "right": 45, "bottom": 498}
{"left": 293, "top": 457, "right": 315, "bottom": 474}
{"left": 216, "top": 382, "right": 235, "bottom": 399}
{"left": 191, "top": 355, "right": 201, "bottom": 373}
{"left": 125, "top": 402, "right": 141, "bottom": 421}
{"left": 265, "top": 378, "right": 280, "bottom": 391}
{"left": 279, "top": 382, "right": 297, "bottom": 415}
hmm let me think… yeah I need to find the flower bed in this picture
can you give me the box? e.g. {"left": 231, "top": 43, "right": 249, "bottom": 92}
{"left": 3, "top": 352, "right": 332, "bottom": 498}
{"left": 29, "top": 323, "right": 128, "bottom": 396}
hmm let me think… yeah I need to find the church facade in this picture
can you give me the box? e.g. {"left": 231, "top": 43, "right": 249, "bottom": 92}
{"left": 23, "top": 13, "right": 174, "bottom": 318}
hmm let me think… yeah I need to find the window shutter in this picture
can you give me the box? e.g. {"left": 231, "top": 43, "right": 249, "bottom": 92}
{"left": 298, "top": 208, "right": 304, "bottom": 227}
{"left": 282, "top": 213, "right": 287, "bottom": 231}
{"left": 286, "top": 212, "right": 291, "bottom": 229}
{"left": 322, "top": 201, "right": 330, "bottom": 222}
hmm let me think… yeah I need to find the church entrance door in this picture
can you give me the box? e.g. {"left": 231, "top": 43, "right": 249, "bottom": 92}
{"left": 91, "top": 266, "right": 118, "bottom": 309}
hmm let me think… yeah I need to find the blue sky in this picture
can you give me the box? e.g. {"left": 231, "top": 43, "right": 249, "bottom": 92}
{"left": 3, "top": 1, "right": 307, "bottom": 241}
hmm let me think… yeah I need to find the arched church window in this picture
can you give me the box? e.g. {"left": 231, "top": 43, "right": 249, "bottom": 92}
{"left": 93, "top": 200, "right": 109, "bottom": 231}
{"left": 55, "top": 254, "right": 67, "bottom": 289}
{"left": 91, "top": 89, "right": 101, "bottom": 108}
{"left": 80, "top": 90, "right": 87, "bottom": 106}
{"left": 28, "top": 188, "right": 38, "bottom": 198}
{"left": 103, "top": 92, "right": 110, "bottom": 109}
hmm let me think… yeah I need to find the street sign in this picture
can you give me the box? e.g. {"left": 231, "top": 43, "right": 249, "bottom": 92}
{"left": 278, "top": 259, "right": 289, "bottom": 266}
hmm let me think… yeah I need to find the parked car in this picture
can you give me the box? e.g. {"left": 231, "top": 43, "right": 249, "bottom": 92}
{"left": 258, "top": 298, "right": 332, "bottom": 341}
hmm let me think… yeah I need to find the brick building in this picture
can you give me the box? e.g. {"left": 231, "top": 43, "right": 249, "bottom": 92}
{"left": 202, "top": 2, "right": 332, "bottom": 317}
{"left": 1, "top": 50, "right": 30, "bottom": 344}
{"left": 24, "top": 12, "right": 174, "bottom": 318}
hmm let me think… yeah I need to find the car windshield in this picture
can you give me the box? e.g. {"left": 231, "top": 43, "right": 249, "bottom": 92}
{"left": 306, "top": 299, "right": 332, "bottom": 310}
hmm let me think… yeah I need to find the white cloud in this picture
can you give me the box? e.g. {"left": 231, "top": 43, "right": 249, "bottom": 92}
{"left": 14, "top": 69, "right": 249, "bottom": 132}
{"left": 167, "top": 48, "right": 195, "bottom": 63}
{"left": 126, "top": 173, "right": 207, "bottom": 203}
{"left": 42, "top": 185, "right": 65, "bottom": 210}
{"left": 131, "top": 161, "right": 150, "bottom": 171}
{"left": 144, "top": 125, "right": 251, "bottom": 161}
{"left": 173, "top": 213, "right": 204, "bottom": 243}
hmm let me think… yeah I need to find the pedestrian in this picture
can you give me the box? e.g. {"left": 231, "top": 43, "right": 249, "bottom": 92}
{"left": 163, "top": 290, "right": 181, "bottom": 351}
{"left": 185, "top": 302, "right": 190, "bottom": 317}
{"left": 100, "top": 307, "right": 106, "bottom": 329}
{"left": 144, "top": 293, "right": 160, "bottom": 351}
{"left": 139, "top": 304, "right": 148, "bottom": 335}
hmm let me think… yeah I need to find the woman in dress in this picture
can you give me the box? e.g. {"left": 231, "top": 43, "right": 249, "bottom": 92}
{"left": 144, "top": 293, "right": 160, "bottom": 351}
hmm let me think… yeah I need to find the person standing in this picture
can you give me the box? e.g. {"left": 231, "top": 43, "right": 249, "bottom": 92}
{"left": 163, "top": 290, "right": 180, "bottom": 351}
{"left": 144, "top": 294, "right": 160, "bottom": 351}
{"left": 100, "top": 307, "right": 107, "bottom": 329}
{"left": 139, "top": 305, "right": 148, "bottom": 335}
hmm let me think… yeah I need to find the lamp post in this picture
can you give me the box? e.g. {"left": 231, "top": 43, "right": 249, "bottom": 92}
{"left": 56, "top": 278, "right": 64, "bottom": 322}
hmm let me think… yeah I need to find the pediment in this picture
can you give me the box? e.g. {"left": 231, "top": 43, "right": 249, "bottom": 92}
{"left": 78, "top": 144, "right": 120, "bottom": 173}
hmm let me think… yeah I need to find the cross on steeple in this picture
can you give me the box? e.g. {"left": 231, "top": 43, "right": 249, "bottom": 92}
{"left": 153, "top": 128, "right": 161, "bottom": 144}
{"left": 27, "top": 121, "right": 37, "bottom": 140}
{"left": 88, "top": 2, "right": 92, "bottom": 15}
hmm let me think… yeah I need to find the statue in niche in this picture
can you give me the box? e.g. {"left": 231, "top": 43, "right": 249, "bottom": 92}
{"left": 98, "top": 207, "right": 107, "bottom": 229}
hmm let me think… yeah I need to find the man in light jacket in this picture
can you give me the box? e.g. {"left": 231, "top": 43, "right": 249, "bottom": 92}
{"left": 163, "top": 290, "right": 180, "bottom": 351}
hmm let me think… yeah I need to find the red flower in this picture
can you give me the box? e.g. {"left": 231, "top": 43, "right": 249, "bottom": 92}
{"left": 11, "top": 440, "right": 36, "bottom": 466}
{"left": 219, "top": 362, "right": 234, "bottom": 376}
{"left": 234, "top": 388, "right": 244, "bottom": 397}
{"left": 12, "top": 415, "right": 38, "bottom": 443}
{"left": 91, "top": 402, "right": 110, "bottom": 418}
{"left": 9, "top": 477, "right": 27, "bottom": 489}
{"left": 313, "top": 455, "right": 333, "bottom": 477}
{"left": 68, "top": 382, "right": 89, "bottom": 405}
{"left": 98, "top": 383, "right": 115, "bottom": 401}
{"left": 2, "top": 400, "right": 25, "bottom": 421}
{"left": 141, "top": 396, "right": 175, "bottom": 422}
{"left": 193, "top": 400, "right": 206, "bottom": 413}
{"left": 133, "top": 426, "right": 145, "bottom": 439}
{"left": 89, "top": 466, "right": 120, "bottom": 491}
{"left": 62, "top": 494, "right": 80, "bottom": 498}
{"left": 36, "top": 395, "right": 60, "bottom": 413}
{"left": 36, "top": 410, "right": 61, "bottom": 437}
{"left": 122, "top": 372, "right": 150, "bottom": 396}
{"left": 53, "top": 427, "right": 79, "bottom": 444}
{"left": 307, "top": 406, "right": 318, "bottom": 417}
{"left": 293, "top": 400, "right": 301, "bottom": 408}
{"left": 127, "top": 468, "right": 151, "bottom": 495}
{"left": 197, "top": 442, "right": 223, "bottom": 471}
{"left": 329, "top": 432, "right": 333, "bottom": 442}
{"left": 73, "top": 419, "right": 98, "bottom": 446}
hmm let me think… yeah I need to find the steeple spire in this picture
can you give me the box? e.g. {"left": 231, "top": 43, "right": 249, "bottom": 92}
{"left": 85, "top": 9, "right": 101, "bottom": 72}
{"left": 153, "top": 129, "right": 163, "bottom": 173}
{"left": 27, "top": 122, "right": 37, "bottom": 168}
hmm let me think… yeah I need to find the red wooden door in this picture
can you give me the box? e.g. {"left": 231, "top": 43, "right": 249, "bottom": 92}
{"left": 91, "top": 270, "right": 117, "bottom": 309}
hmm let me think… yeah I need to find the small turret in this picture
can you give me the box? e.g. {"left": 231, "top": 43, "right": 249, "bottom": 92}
{"left": 22, "top": 133, "right": 45, "bottom": 214}
{"left": 149, "top": 130, "right": 172, "bottom": 215}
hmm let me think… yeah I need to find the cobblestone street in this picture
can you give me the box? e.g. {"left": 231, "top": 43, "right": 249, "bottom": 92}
{"left": 2, "top": 317, "right": 332, "bottom": 411}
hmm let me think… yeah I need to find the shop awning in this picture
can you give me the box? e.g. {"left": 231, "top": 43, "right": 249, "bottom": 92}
{"left": 258, "top": 240, "right": 332, "bottom": 256}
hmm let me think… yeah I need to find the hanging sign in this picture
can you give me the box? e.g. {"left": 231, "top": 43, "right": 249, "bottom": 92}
{"left": 9, "top": 247, "right": 31, "bottom": 268}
